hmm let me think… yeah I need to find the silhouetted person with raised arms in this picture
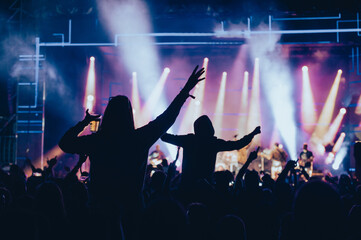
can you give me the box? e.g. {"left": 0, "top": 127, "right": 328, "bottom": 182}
{"left": 58, "top": 66, "right": 205, "bottom": 239}
{"left": 161, "top": 115, "right": 260, "bottom": 187}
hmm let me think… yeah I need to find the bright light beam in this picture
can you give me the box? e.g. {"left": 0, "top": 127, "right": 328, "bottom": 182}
{"left": 97, "top": 0, "right": 162, "bottom": 95}
{"left": 131, "top": 72, "right": 142, "bottom": 127}
{"left": 313, "top": 70, "right": 343, "bottom": 138}
{"left": 247, "top": 58, "right": 262, "bottom": 146}
{"left": 259, "top": 57, "right": 297, "bottom": 158}
{"left": 213, "top": 72, "right": 227, "bottom": 137}
{"left": 84, "top": 57, "right": 96, "bottom": 113}
{"left": 332, "top": 132, "right": 346, "bottom": 153}
{"left": 332, "top": 138, "right": 347, "bottom": 170}
{"left": 237, "top": 71, "right": 249, "bottom": 136}
{"left": 141, "top": 67, "right": 170, "bottom": 124}
{"left": 325, "top": 132, "right": 346, "bottom": 165}
{"left": 301, "top": 66, "right": 317, "bottom": 133}
{"left": 322, "top": 108, "right": 346, "bottom": 145}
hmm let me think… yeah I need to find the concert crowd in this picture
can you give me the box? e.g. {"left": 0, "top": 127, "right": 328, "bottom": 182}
{"left": 1, "top": 66, "right": 361, "bottom": 240}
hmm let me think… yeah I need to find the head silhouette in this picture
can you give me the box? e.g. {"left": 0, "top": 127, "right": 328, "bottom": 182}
{"left": 100, "top": 95, "right": 135, "bottom": 136}
{"left": 303, "top": 143, "right": 308, "bottom": 150}
{"left": 293, "top": 181, "right": 342, "bottom": 240}
{"left": 193, "top": 115, "right": 215, "bottom": 137}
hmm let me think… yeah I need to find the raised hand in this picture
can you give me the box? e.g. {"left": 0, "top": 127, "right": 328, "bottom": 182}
{"left": 47, "top": 156, "right": 57, "bottom": 167}
{"left": 285, "top": 160, "right": 297, "bottom": 170}
{"left": 83, "top": 109, "right": 101, "bottom": 124}
{"left": 182, "top": 65, "right": 205, "bottom": 93}
{"left": 251, "top": 126, "right": 261, "bottom": 136}
{"left": 247, "top": 146, "right": 260, "bottom": 162}
{"left": 168, "top": 160, "right": 177, "bottom": 178}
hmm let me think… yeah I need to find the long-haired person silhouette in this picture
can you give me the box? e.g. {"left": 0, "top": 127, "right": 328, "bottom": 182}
{"left": 59, "top": 66, "right": 204, "bottom": 239}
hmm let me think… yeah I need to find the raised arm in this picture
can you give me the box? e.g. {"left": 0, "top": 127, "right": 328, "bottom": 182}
{"left": 236, "top": 147, "right": 259, "bottom": 182}
{"left": 141, "top": 66, "right": 205, "bottom": 145}
{"left": 65, "top": 154, "right": 87, "bottom": 181}
{"left": 25, "top": 157, "right": 37, "bottom": 173}
{"left": 43, "top": 156, "right": 57, "bottom": 178}
{"left": 161, "top": 133, "right": 188, "bottom": 147}
{"left": 216, "top": 126, "right": 261, "bottom": 152}
{"left": 58, "top": 110, "right": 100, "bottom": 154}
{"left": 276, "top": 160, "right": 297, "bottom": 184}
{"left": 162, "top": 147, "right": 181, "bottom": 194}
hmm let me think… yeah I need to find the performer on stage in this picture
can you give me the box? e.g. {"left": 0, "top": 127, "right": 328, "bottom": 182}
{"left": 270, "top": 143, "right": 288, "bottom": 179}
{"left": 299, "top": 143, "right": 314, "bottom": 177}
{"left": 148, "top": 144, "right": 167, "bottom": 167}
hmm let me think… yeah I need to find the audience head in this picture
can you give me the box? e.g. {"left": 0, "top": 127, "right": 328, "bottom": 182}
{"left": 194, "top": 115, "right": 215, "bottom": 137}
{"left": 140, "top": 198, "right": 186, "bottom": 240}
{"left": 35, "top": 182, "right": 66, "bottom": 221}
{"left": 293, "top": 180, "right": 342, "bottom": 240}
{"left": 214, "top": 170, "right": 234, "bottom": 192}
{"left": 186, "top": 203, "right": 209, "bottom": 225}
{"left": 214, "top": 215, "right": 247, "bottom": 240}
{"left": 347, "top": 205, "right": 361, "bottom": 239}
{"left": 100, "top": 95, "right": 135, "bottom": 135}
{"left": 150, "top": 170, "right": 166, "bottom": 192}
{"left": 245, "top": 170, "right": 260, "bottom": 190}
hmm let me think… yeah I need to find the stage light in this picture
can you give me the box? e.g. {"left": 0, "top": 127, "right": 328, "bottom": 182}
{"left": 213, "top": 72, "right": 227, "bottom": 137}
{"left": 87, "top": 95, "right": 94, "bottom": 101}
{"left": 322, "top": 108, "right": 346, "bottom": 146}
{"left": 237, "top": 71, "right": 249, "bottom": 136}
{"left": 141, "top": 67, "right": 171, "bottom": 123}
{"left": 332, "top": 132, "right": 346, "bottom": 153}
{"left": 84, "top": 55, "right": 96, "bottom": 113}
{"left": 247, "top": 58, "right": 264, "bottom": 149}
{"left": 325, "top": 152, "right": 335, "bottom": 164}
{"left": 90, "top": 56, "right": 95, "bottom": 61}
{"left": 332, "top": 143, "right": 347, "bottom": 170}
{"left": 312, "top": 70, "right": 342, "bottom": 140}
{"left": 301, "top": 65, "right": 316, "bottom": 133}
{"left": 247, "top": 59, "right": 261, "bottom": 134}
{"left": 262, "top": 58, "right": 297, "bottom": 158}
{"left": 193, "top": 58, "right": 208, "bottom": 118}
{"left": 248, "top": 33, "right": 297, "bottom": 158}
{"left": 131, "top": 72, "right": 142, "bottom": 127}
{"left": 97, "top": 0, "right": 163, "bottom": 107}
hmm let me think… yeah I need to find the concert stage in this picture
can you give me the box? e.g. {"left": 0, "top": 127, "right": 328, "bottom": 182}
{"left": 0, "top": 1, "right": 360, "bottom": 177}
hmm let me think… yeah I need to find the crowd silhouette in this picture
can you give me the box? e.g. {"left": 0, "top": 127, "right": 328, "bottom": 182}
{"left": 0, "top": 66, "right": 361, "bottom": 240}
